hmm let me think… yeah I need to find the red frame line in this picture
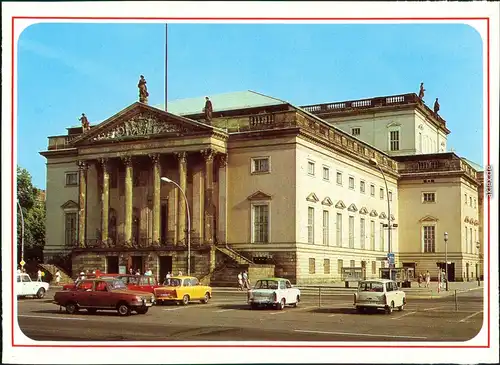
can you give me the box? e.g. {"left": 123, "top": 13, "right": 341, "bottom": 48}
{"left": 10, "top": 16, "right": 491, "bottom": 349}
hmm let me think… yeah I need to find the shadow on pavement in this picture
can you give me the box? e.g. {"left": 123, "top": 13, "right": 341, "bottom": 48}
{"left": 311, "top": 307, "right": 358, "bottom": 315}
{"left": 216, "top": 303, "right": 252, "bottom": 310}
{"left": 29, "top": 309, "right": 143, "bottom": 317}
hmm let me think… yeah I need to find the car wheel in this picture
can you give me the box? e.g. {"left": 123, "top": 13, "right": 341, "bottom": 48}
{"left": 36, "top": 288, "right": 46, "bottom": 299}
{"left": 136, "top": 307, "right": 149, "bottom": 314}
{"left": 385, "top": 301, "right": 394, "bottom": 314}
{"left": 201, "top": 292, "right": 210, "bottom": 304}
{"left": 292, "top": 295, "right": 300, "bottom": 307}
{"left": 65, "top": 302, "right": 78, "bottom": 314}
{"left": 356, "top": 306, "right": 364, "bottom": 313}
{"left": 277, "top": 298, "right": 286, "bottom": 310}
{"left": 250, "top": 303, "right": 258, "bottom": 310}
{"left": 181, "top": 295, "right": 190, "bottom": 306}
{"left": 398, "top": 304, "right": 404, "bottom": 311}
{"left": 87, "top": 308, "right": 97, "bottom": 314}
{"left": 117, "top": 303, "right": 131, "bottom": 316}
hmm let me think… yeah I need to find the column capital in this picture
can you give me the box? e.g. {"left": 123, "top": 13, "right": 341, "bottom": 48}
{"left": 149, "top": 153, "right": 161, "bottom": 165}
{"left": 121, "top": 154, "right": 133, "bottom": 166}
{"left": 99, "top": 157, "right": 109, "bottom": 169}
{"left": 218, "top": 154, "right": 228, "bottom": 168}
{"left": 175, "top": 151, "right": 187, "bottom": 163}
{"left": 201, "top": 148, "right": 214, "bottom": 162}
{"left": 77, "top": 160, "right": 88, "bottom": 170}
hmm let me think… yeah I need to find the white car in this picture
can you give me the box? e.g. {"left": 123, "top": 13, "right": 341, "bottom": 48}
{"left": 353, "top": 279, "right": 406, "bottom": 314}
{"left": 16, "top": 273, "right": 50, "bottom": 299}
{"left": 247, "top": 277, "right": 300, "bottom": 310}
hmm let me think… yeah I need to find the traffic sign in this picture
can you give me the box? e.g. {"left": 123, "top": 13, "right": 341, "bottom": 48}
{"left": 387, "top": 253, "right": 395, "bottom": 265}
{"left": 20, "top": 260, "right": 25, "bottom": 267}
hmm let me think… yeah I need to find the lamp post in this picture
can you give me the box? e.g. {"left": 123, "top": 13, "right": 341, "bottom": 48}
{"left": 369, "top": 158, "right": 392, "bottom": 269}
{"left": 444, "top": 232, "right": 449, "bottom": 291}
{"left": 161, "top": 177, "right": 191, "bottom": 275}
{"left": 17, "top": 200, "right": 25, "bottom": 268}
{"left": 476, "top": 241, "right": 481, "bottom": 286}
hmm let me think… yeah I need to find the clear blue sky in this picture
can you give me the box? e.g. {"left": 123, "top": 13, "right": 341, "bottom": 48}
{"left": 17, "top": 23, "right": 484, "bottom": 189}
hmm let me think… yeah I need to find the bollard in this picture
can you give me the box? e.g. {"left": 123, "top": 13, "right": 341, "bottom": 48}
{"left": 454, "top": 290, "right": 458, "bottom": 311}
{"left": 318, "top": 287, "right": 322, "bottom": 308}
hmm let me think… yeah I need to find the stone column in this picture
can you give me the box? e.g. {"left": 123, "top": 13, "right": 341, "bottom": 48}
{"left": 150, "top": 153, "right": 161, "bottom": 245}
{"left": 100, "top": 158, "right": 110, "bottom": 246}
{"left": 176, "top": 152, "right": 187, "bottom": 245}
{"left": 217, "top": 154, "right": 228, "bottom": 244}
{"left": 203, "top": 149, "right": 215, "bottom": 244}
{"left": 192, "top": 162, "right": 204, "bottom": 244}
{"left": 122, "top": 155, "right": 133, "bottom": 247}
{"left": 77, "top": 160, "right": 88, "bottom": 248}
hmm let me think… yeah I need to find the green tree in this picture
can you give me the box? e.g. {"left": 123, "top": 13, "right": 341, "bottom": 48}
{"left": 17, "top": 166, "right": 46, "bottom": 255}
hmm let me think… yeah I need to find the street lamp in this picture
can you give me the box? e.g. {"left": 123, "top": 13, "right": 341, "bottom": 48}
{"left": 17, "top": 200, "right": 25, "bottom": 268}
{"left": 161, "top": 177, "right": 191, "bottom": 275}
{"left": 369, "top": 158, "right": 392, "bottom": 269}
{"left": 444, "top": 232, "right": 449, "bottom": 291}
{"left": 476, "top": 241, "right": 481, "bottom": 286}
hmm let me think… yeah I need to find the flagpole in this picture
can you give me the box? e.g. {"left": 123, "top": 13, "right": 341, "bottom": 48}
{"left": 165, "top": 23, "right": 168, "bottom": 112}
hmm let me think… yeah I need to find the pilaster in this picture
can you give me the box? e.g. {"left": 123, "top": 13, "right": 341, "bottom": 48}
{"left": 150, "top": 153, "right": 161, "bottom": 246}
{"left": 77, "top": 160, "right": 88, "bottom": 248}
{"left": 100, "top": 158, "right": 110, "bottom": 247}
{"left": 202, "top": 149, "right": 215, "bottom": 244}
{"left": 122, "top": 155, "right": 133, "bottom": 247}
{"left": 192, "top": 162, "right": 205, "bottom": 244}
{"left": 217, "top": 154, "right": 228, "bottom": 244}
{"left": 176, "top": 152, "right": 188, "bottom": 245}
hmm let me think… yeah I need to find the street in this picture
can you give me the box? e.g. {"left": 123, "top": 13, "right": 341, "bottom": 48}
{"left": 17, "top": 288, "right": 484, "bottom": 342}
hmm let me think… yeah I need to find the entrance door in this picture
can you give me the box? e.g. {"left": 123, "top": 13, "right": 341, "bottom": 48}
{"left": 131, "top": 256, "right": 144, "bottom": 274}
{"left": 466, "top": 263, "right": 470, "bottom": 281}
{"left": 159, "top": 256, "right": 172, "bottom": 282}
{"left": 160, "top": 203, "right": 168, "bottom": 244}
{"left": 106, "top": 256, "right": 119, "bottom": 274}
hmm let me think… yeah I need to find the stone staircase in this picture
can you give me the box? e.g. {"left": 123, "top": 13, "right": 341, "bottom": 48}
{"left": 215, "top": 244, "right": 254, "bottom": 266}
{"left": 38, "top": 263, "right": 74, "bottom": 285}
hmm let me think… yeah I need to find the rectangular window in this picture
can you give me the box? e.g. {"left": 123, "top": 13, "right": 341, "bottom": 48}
{"left": 465, "top": 193, "right": 468, "bottom": 205}
{"left": 418, "top": 132, "right": 422, "bottom": 152}
{"left": 350, "top": 259, "right": 355, "bottom": 268}
{"left": 372, "top": 261, "right": 376, "bottom": 275}
{"left": 307, "top": 207, "right": 315, "bottom": 244}
{"left": 348, "top": 176, "right": 355, "bottom": 190}
{"left": 370, "top": 184, "right": 375, "bottom": 197}
{"left": 322, "top": 210, "right": 329, "bottom": 246}
{"left": 252, "top": 204, "right": 269, "bottom": 243}
{"left": 324, "top": 259, "right": 330, "bottom": 274}
{"left": 65, "top": 172, "right": 78, "bottom": 186}
{"left": 336, "top": 213, "right": 343, "bottom": 247}
{"left": 337, "top": 259, "right": 343, "bottom": 275}
{"left": 360, "top": 218, "right": 366, "bottom": 249}
{"left": 422, "top": 192, "right": 436, "bottom": 203}
{"left": 351, "top": 128, "right": 360, "bottom": 136}
{"left": 251, "top": 157, "right": 270, "bottom": 173}
{"left": 380, "top": 223, "right": 385, "bottom": 251}
{"left": 307, "top": 161, "right": 315, "bottom": 176}
{"left": 65, "top": 212, "right": 77, "bottom": 246}
{"left": 390, "top": 130, "right": 400, "bottom": 151}
{"left": 370, "top": 220, "right": 375, "bottom": 250}
{"left": 469, "top": 196, "right": 473, "bottom": 206}
{"left": 423, "top": 225, "right": 436, "bottom": 253}
{"left": 465, "top": 226, "right": 468, "bottom": 253}
{"left": 388, "top": 191, "right": 393, "bottom": 202}
{"left": 380, "top": 188, "right": 384, "bottom": 199}
{"left": 469, "top": 227, "right": 473, "bottom": 254}
{"left": 309, "top": 258, "right": 316, "bottom": 274}
{"left": 322, "top": 166, "right": 330, "bottom": 181}
{"left": 336, "top": 171, "right": 343, "bottom": 185}
{"left": 360, "top": 180, "right": 366, "bottom": 194}
{"left": 348, "top": 216, "right": 354, "bottom": 248}
{"left": 474, "top": 198, "right": 477, "bottom": 208}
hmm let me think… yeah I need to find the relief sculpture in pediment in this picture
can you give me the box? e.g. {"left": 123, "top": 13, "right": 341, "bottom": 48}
{"left": 92, "top": 112, "right": 187, "bottom": 141}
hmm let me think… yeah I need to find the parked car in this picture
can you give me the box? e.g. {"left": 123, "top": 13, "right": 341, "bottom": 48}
{"left": 53, "top": 278, "right": 155, "bottom": 316}
{"left": 247, "top": 277, "right": 300, "bottom": 310}
{"left": 153, "top": 276, "right": 212, "bottom": 305}
{"left": 16, "top": 273, "right": 50, "bottom": 299}
{"left": 62, "top": 273, "right": 121, "bottom": 290}
{"left": 116, "top": 274, "right": 163, "bottom": 293}
{"left": 353, "top": 279, "right": 406, "bottom": 314}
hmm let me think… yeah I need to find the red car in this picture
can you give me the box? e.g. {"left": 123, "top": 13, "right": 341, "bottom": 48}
{"left": 54, "top": 278, "right": 155, "bottom": 316}
{"left": 62, "top": 273, "right": 120, "bottom": 291}
{"left": 63, "top": 274, "right": 162, "bottom": 294}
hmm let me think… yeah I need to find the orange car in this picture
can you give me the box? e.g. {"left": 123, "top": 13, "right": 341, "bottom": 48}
{"left": 154, "top": 276, "right": 212, "bottom": 305}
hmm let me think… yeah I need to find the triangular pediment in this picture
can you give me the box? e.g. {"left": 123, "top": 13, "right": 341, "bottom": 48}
{"left": 321, "top": 197, "right": 333, "bottom": 206}
{"left": 387, "top": 121, "right": 401, "bottom": 128}
{"left": 370, "top": 209, "right": 378, "bottom": 217}
{"left": 70, "top": 103, "right": 219, "bottom": 145}
{"left": 61, "top": 200, "right": 79, "bottom": 210}
{"left": 306, "top": 193, "right": 319, "bottom": 203}
{"left": 379, "top": 212, "right": 387, "bottom": 219}
{"left": 359, "top": 207, "right": 368, "bottom": 215}
{"left": 247, "top": 191, "right": 272, "bottom": 201}
{"left": 347, "top": 203, "right": 358, "bottom": 212}
{"left": 419, "top": 215, "right": 438, "bottom": 223}
{"left": 335, "top": 200, "right": 346, "bottom": 209}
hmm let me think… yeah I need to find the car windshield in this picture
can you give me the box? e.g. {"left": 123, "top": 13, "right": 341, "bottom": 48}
{"left": 358, "top": 281, "right": 384, "bottom": 292}
{"left": 164, "top": 278, "right": 182, "bottom": 287}
{"left": 254, "top": 280, "right": 279, "bottom": 290}
{"left": 108, "top": 280, "right": 127, "bottom": 290}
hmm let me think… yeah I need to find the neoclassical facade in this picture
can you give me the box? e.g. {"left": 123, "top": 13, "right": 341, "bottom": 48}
{"left": 40, "top": 90, "right": 483, "bottom": 284}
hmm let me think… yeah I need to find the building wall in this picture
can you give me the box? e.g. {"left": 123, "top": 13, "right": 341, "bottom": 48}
{"left": 414, "top": 110, "right": 447, "bottom": 154}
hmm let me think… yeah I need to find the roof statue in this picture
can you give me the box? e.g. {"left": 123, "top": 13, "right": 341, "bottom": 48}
{"left": 418, "top": 82, "right": 426, "bottom": 100}
{"left": 433, "top": 98, "right": 440, "bottom": 114}
{"left": 203, "top": 96, "right": 213, "bottom": 124}
{"left": 138, "top": 75, "right": 149, "bottom": 104}
{"left": 79, "top": 113, "right": 90, "bottom": 132}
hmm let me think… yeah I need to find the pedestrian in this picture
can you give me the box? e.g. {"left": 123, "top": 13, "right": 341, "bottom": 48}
{"left": 135, "top": 269, "right": 141, "bottom": 276}
{"left": 237, "top": 272, "right": 244, "bottom": 290}
{"left": 417, "top": 273, "right": 423, "bottom": 287}
{"left": 242, "top": 270, "right": 250, "bottom": 289}
{"left": 37, "top": 269, "right": 42, "bottom": 282}
{"left": 178, "top": 270, "right": 183, "bottom": 276}
{"left": 425, "top": 270, "right": 431, "bottom": 288}
{"left": 145, "top": 268, "right": 153, "bottom": 276}
{"left": 129, "top": 267, "right": 133, "bottom": 275}
{"left": 55, "top": 270, "right": 61, "bottom": 285}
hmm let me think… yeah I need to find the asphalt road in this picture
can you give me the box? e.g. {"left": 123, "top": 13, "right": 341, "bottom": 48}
{"left": 17, "top": 288, "right": 484, "bottom": 342}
